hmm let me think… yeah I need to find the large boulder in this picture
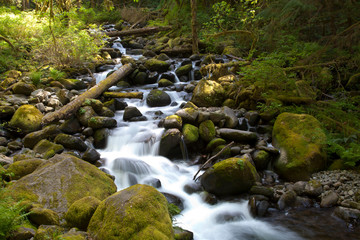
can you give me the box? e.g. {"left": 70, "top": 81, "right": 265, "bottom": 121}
{"left": 218, "top": 128, "right": 258, "bottom": 144}
{"left": 144, "top": 59, "right": 170, "bottom": 72}
{"left": 8, "top": 154, "right": 117, "bottom": 216}
{"left": 12, "top": 81, "right": 36, "bottom": 96}
{"left": 200, "top": 155, "right": 260, "bottom": 196}
{"left": 191, "top": 80, "right": 225, "bottom": 107}
{"left": 23, "top": 125, "right": 61, "bottom": 149}
{"left": 146, "top": 89, "right": 171, "bottom": 107}
{"left": 88, "top": 184, "right": 174, "bottom": 240}
{"left": 182, "top": 124, "right": 199, "bottom": 144}
{"left": 199, "top": 120, "right": 216, "bottom": 142}
{"left": 54, "top": 133, "right": 87, "bottom": 152}
{"left": 272, "top": 113, "right": 327, "bottom": 181}
{"left": 9, "top": 105, "right": 43, "bottom": 134}
{"left": 159, "top": 128, "right": 182, "bottom": 158}
{"left": 5, "top": 158, "right": 45, "bottom": 180}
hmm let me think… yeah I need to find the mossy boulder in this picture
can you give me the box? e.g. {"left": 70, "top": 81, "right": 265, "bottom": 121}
{"left": 33, "top": 139, "right": 64, "bottom": 159}
{"left": 8, "top": 154, "right": 117, "bottom": 216}
{"left": 88, "top": 116, "right": 117, "bottom": 129}
{"left": 6, "top": 159, "right": 45, "bottom": 180}
{"left": 272, "top": 112, "right": 327, "bottom": 181}
{"left": 175, "top": 64, "right": 192, "bottom": 77}
{"left": 9, "top": 105, "right": 43, "bottom": 134}
{"left": 93, "top": 128, "right": 110, "bottom": 149}
{"left": 218, "top": 128, "right": 258, "bottom": 144}
{"left": 159, "top": 128, "right": 182, "bottom": 158}
{"left": 88, "top": 184, "right": 174, "bottom": 240}
{"left": 199, "top": 120, "right": 216, "bottom": 142}
{"left": 175, "top": 108, "right": 198, "bottom": 124}
{"left": 200, "top": 155, "right": 260, "bottom": 196}
{"left": 60, "top": 118, "right": 82, "bottom": 134}
{"left": 29, "top": 207, "right": 60, "bottom": 226}
{"left": 146, "top": 89, "right": 171, "bottom": 107}
{"left": 205, "top": 138, "right": 227, "bottom": 152}
{"left": 191, "top": 80, "right": 225, "bottom": 107}
{"left": 12, "top": 81, "right": 36, "bottom": 96}
{"left": 164, "top": 115, "right": 182, "bottom": 129}
{"left": 58, "top": 79, "right": 87, "bottom": 90}
{"left": 253, "top": 150, "right": 270, "bottom": 170}
{"left": 65, "top": 196, "right": 101, "bottom": 230}
{"left": 54, "top": 133, "right": 87, "bottom": 152}
{"left": 23, "top": 125, "right": 61, "bottom": 149}
{"left": 182, "top": 124, "right": 199, "bottom": 144}
{"left": 144, "top": 59, "right": 170, "bottom": 72}
{"left": 76, "top": 106, "right": 97, "bottom": 127}
{"left": 158, "top": 79, "right": 174, "bottom": 87}
{"left": 33, "top": 225, "right": 65, "bottom": 240}
{"left": 133, "top": 71, "right": 148, "bottom": 85}
{"left": 83, "top": 98, "right": 103, "bottom": 113}
{"left": 0, "top": 105, "right": 15, "bottom": 119}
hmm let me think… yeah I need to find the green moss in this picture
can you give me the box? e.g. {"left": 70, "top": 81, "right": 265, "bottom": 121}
{"left": 9, "top": 105, "right": 43, "bottom": 134}
{"left": 206, "top": 138, "right": 226, "bottom": 152}
{"left": 6, "top": 159, "right": 44, "bottom": 180}
{"left": 199, "top": 120, "right": 216, "bottom": 142}
{"left": 175, "top": 64, "right": 192, "bottom": 77}
{"left": 144, "top": 59, "right": 170, "bottom": 72}
{"left": 33, "top": 139, "right": 64, "bottom": 159}
{"left": 182, "top": 124, "right": 199, "bottom": 144}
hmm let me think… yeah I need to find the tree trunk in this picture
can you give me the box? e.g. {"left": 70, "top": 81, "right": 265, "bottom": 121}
{"left": 42, "top": 64, "right": 134, "bottom": 125}
{"left": 190, "top": 0, "right": 199, "bottom": 54}
{"left": 105, "top": 26, "right": 172, "bottom": 37}
{"left": 102, "top": 92, "right": 143, "bottom": 99}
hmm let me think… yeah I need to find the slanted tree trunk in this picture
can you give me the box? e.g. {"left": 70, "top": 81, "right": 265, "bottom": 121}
{"left": 190, "top": 0, "right": 199, "bottom": 54}
{"left": 42, "top": 63, "right": 134, "bottom": 125}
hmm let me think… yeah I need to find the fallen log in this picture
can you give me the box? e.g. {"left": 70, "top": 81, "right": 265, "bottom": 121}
{"left": 103, "top": 92, "right": 143, "bottom": 99}
{"left": 42, "top": 63, "right": 134, "bottom": 125}
{"left": 106, "top": 26, "right": 172, "bottom": 37}
{"left": 160, "top": 48, "right": 192, "bottom": 57}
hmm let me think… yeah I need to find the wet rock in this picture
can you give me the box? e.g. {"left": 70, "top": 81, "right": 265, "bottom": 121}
{"left": 12, "top": 81, "right": 36, "bottom": 96}
{"left": 33, "top": 139, "right": 64, "bottom": 159}
{"left": 218, "top": 128, "right": 258, "bottom": 144}
{"left": 200, "top": 191, "right": 218, "bottom": 205}
{"left": 250, "top": 186, "right": 274, "bottom": 198}
{"left": 93, "top": 128, "right": 110, "bottom": 149}
{"left": 174, "top": 226, "right": 193, "bottom": 240}
{"left": 23, "top": 125, "right": 60, "bottom": 149}
{"left": 123, "top": 106, "right": 143, "bottom": 121}
{"left": 277, "top": 190, "right": 297, "bottom": 210}
{"left": 252, "top": 150, "right": 270, "bottom": 170}
{"left": 158, "top": 78, "right": 174, "bottom": 87}
{"left": 7, "top": 140, "right": 23, "bottom": 151}
{"left": 82, "top": 127, "right": 93, "bottom": 137}
{"left": 175, "top": 64, "right": 192, "bottom": 77}
{"left": 199, "top": 120, "right": 216, "bottom": 142}
{"left": 113, "top": 98, "right": 128, "bottom": 110}
{"left": 87, "top": 116, "right": 117, "bottom": 129}
{"left": 162, "top": 192, "right": 184, "bottom": 210}
{"left": 334, "top": 206, "right": 360, "bottom": 224}
{"left": 191, "top": 80, "right": 225, "bottom": 107}
{"left": 54, "top": 133, "right": 87, "bottom": 152}
{"left": 164, "top": 114, "right": 183, "bottom": 129}
{"left": 144, "top": 58, "right": 170, "bottom": 72}
{"left": 29, "top": 207, "right": 60, "bottom": 226}
{"left": 60, "top": 118, "right": 82, "bottom": 134}
{"left": 144, "top": 178, "right": 162, "bottom": 188}
{"left": 257, "top": 200, "right": 270, "bottom": 217}
{"left": 222, "top": 106, "right": 238, "bottom": 128}
{"left": 146, "top": 89, "right": 171, "bottom": 107}
{"left": 201, "top": 155, "right": 260, "bottom": 196}
{"left": 294, "top": 196, "right": 314, "bottom": 208}
{"left": 245, "top": 111, "right": 260, "bottom": 126}
{"left": 161, "top": 72, "right": 176, "bottom": 82}
{"left": 9, "top": 105, "right": 43, "bottom": 134}
{"left": 183, "top": 182, "right": 202, "bottom": 194}
{"left": 77, "top": 106, "right": 97, "bottom": 127}
{"left": 159, "top": 128, "right": 182, "bottom": 158}
{"left": 0, "top": 137, "right": 7, "bottom": 146}
{"left": 82, "top": 148, "right": 100, "bottom": 164}
{"left": 205, "top": 138, "right": 227, "bottom": 153}
{"left": 182, "top": 124, "right": 199, "bottom": 144}
{"left": 0, "top": 106, "right": 15, "bottom": 119}
{"left": 321, "top": 190, "right": 339, "bottom": 208}
{"left": 176, "top": 108, "right": 199, "bottom": 124}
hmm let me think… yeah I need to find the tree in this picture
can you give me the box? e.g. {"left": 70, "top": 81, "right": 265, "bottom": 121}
{"left": 190, "top": 0, "right": 198, "bottom": 54}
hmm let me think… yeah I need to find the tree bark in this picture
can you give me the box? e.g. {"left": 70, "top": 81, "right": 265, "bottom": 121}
{"left": 105, "top": 26, "right": 172, "bottom": 37}
{"left": 103, "top": 92, "right": 143, "bottom": 99}
{"left": 42, "top": 63, "right": 134, "bottom": 125}
{"left": 190, "top": 0, "right": 199, "bottom": 54}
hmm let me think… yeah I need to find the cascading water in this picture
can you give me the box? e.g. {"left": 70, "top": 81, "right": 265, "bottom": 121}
{"left": 95, "top": 37, "right": 304, "bottom": 240}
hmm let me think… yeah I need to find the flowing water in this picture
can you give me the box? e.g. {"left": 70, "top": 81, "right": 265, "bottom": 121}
{"left": 93, "top": 35, "right": 358, "bottom": 240}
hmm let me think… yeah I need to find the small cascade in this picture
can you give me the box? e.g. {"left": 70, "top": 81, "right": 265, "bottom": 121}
{"left": 179, "top": 136, "right": 189, "bottom": 162}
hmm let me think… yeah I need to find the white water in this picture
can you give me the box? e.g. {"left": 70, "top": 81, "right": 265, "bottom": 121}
{"left": 96, "top": 42, "right": 304, "bottom": 240}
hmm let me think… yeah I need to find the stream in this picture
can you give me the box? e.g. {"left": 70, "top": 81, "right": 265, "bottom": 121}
{"left": 89, "top": 31, "right": 359, "bottom": 240}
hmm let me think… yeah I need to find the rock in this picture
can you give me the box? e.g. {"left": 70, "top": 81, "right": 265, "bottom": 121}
{"left": 218, "top": 128, "right": 258, "bottom": 144}
{"left": 88, "top": 116, "right": 117, "bottom": 129}
{"left": 158, "top": 78, "right": 174, "bottom": 87}
{"left": 29, "top": 207, "right": 60, "bottom": 226}
{"left": 164, "top": 115, "right": 182, "bottom": 129}
{"left": 199, "top": 120, "right": 216, "bottom": 142}
{"left": 205, "top": 138, "right": 227, "bottom": 152}
{"left": 159, "top": 128, "right": 182, "bottom": 158}
{"left": 176, "top": 108, "right": 198, "bottom": 123}
{"left": 58, "top": 78, "right": 87, "bottom": 90}
{"left": 250, "top": 186, "right": 274, "bottom": 198}
{"left": 57, "top": 229, "right": 89, "bottom": 240}
{"left": 88, "top": 184, "right": 174, "bottom": 240}
{"left": 183, "top": 182, "right": 202, "bottom": 194}
{"left": 252, "top": 150, "right": 270, "bottom": 170}
{"left": 9, "top": 226, "right": 36, "bottom": 240}
{"left": 93, "top": 128, "right": 110, "bottom": 149}
{"left": 144, "top": 58, "right": 170, "bottom": 72}
{"left": 12, "top": 81, "right": 36, "bottom": 96}
{"left": 33, "top": 139, "right": 64, "bottom": 159}
{"left": 191, "top": 80, "right": 225, "bottom": 107}
{"left": 33, "top": 225, "right": 65, "bottom": 240}
{"left": 123, "top": 106, "right": 143, "bottom": 121}
{"left": 222, "top": 106, "right": 238, "bottom": 128}
{"left": 146, "top": 89, "right": 171, "bottom": 107}
{"left": 7, "top": 140, "right": 23, "bottom": 151}
{"left": 321, "top": 191, "right": 339, "bottom": 208}
{"left": 0, "top": 137, "right": 7, "bottom": 146}
{"left": 0, "top": 106, "right": 15, "bottom": 119}
{"left": 8, "top": 154, "right": 116, "bottom": 216}
{"left": 23, "top": 125, "right": 61, "bottom": 149}
{"left": 113, "top": 99, "right": 128, "bottom": 110}
{"left": 293, "top": 181, "right": 307, "bottom": 195}
{"left": 6, "top": 159, "right": 44, "bottom": 180}
{"left": 174, "top": 226, "right": 193, "bottom": 240}
{"left": 54, "top": 133, "right": 87, "bottom": 152}
{"left": 200, "top": 155, "right": 260, "bottom": 196}
{"left": 304, "top": 180, "right": 323, "bottom": 197}
{"left": 9, "top": 105, "right": 43, "bottom": 134}
{"left": 277, "top": 190, "right": 297, "bottom": 210}
{"left": 182, "top": 124, "right": 199, "bottom": 144}
{"left": 65, "top": 196, "right": 101, "bottom": 230}
{"left": 245, "top": 111, "right": 260, "bottom": 126}
{"left": 175, "top": 64, "right": 192, "bottom": 77}
{"left": 272, "top": 113, "right": 327, "bottom": 181}
{"left": 82, "top": 148, "right": 100, "bottom": 164}
{"left": 334, "top": 206, "right": 360, "bottom": 224}
{"left": 60, "top": 118, "right": 82, "bottom": 134}
{"left": 77, "top": 106, "right": 97, "bottom": 127}
{"left": 200, "top": 191, "right": 218, "bottom": 205}
{"left": 133, "top": 71, "right": 148, "bottom": 85}
{"left": 257, "top": 200, "right": 270, "bottom": 217}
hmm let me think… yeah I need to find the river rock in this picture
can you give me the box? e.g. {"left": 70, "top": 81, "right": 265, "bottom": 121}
{"left": 54, "top": 133, "right": 87, "bottom": 152}
{"left": 88, "top": 116, "right": 117, "bottom": 129}
{"left": 191, "top": 80, "right": 225, "bottom": 107}
{"left": 65, "top": 196, "right": 101, "bottom": 230}
{"left": 88, "top": 184, "right": 174, "bottom": 240}
{"left": 321, "top": 191, "right": 339, "bottom": 208}
{"left": 58, "top": 78, "right": 87, "bottom": 90}
{"left": 33, "top": 139, "right": 64, "bottom": 159}
{"left": 334, "top": 206, "right": 360, "bottom": 224}
{"left": 272, "top": 113, "right": 327, "bottom": 181}
{"left": 9, "top": 226, "right": 36, "bottom": 240}
{"left": 201, "top": 155, "right": 260, "bottom": 196}
{"left": 9, "top": 105, "right": 43, "bottom": 134}
{"left": 60, "top": 118, "right": 82, "bottom": 134}
{"left": 33, "top": 225, "right": 65, "bottom": 240}
{"left": 5, "top": 158, "right": 44, "bottom": 180}
{"left": 29, "top": 207, "right": 60, "bottom": 226}
{"left": 146, "top": 89, "right": 171, "bottom": 107}
{"left": 7, "top": 140, "right": 23, "bottom": 151}
{"left": 222, "top": 106, "right": 238, "bottom": 128}
{"left": 174, "top": 226, "right": 193, "bottom": 240}
{"left": 123, "top": 106, "right": 143, "bottom": 121}
{"left": 82, "top": 148, "right": 101, "bottom": 164}
{"left": 158, "top": 78, "right": 174, "bottom": 87}
{"left": 252, "top": 150, "right": 270, "bottom": 170}
{"left": 164, "top": 114, "right": 182, "bottom": 129}
{"left": 176, "top": 108, "right": 199, "bottom": 123}
{"left": 0, "top": 106, "right": 15, "bottom": 119}
{"left": 175, "top": 64, "right": 192, "bottom": 77}
{"left": 182, "top": 123, "right": 199, "bottom": 144}
{"left": 144, "top": 58, "right": 170, "bottom": 72}
{"left": 12, "top": 81, "right": 36, "bottom": 96}
{"left": 8, "top": 154, "right": 116, "bottom": 216}
{"left": 23, "top": 125, "right": 61, "bottom": 149}
{"left": 199, "top": 120, "right": 216, "bottom": 142}
{"left": 218, "top": 128, "right": 258, "bottom": 144}
{"left": 93, "top": 128, "right": 110, "bottom": 149}
{"left": 277, "top": 190, "right": 297, "bottom": 210}
{"left": 77, "top": 106, "right": 97, "bottom": 127}
{"left": 133, "top": 71, "right": 148, "bottom": 85}
{"left": 159, "top": 128, "right": 182, "bottom": 158}
{"left": 205, "top": 138, "right": 227, "bottom": 152}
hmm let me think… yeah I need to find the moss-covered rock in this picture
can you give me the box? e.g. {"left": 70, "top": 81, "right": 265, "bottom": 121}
{"left": 65, "top": 196, "right": 101, "bottom": 230}
{"left": 164, "top": 115, "right": 182, "bottom": 129}
{"left": 199, "top": 120, "right": 216, "bottom": 142}
{"left": 174, "top": 226, "right": 193, "bottom": 240}
{"left": 146, "top": 89, "right": 171, "bottom": 107}
{"left": 200, "top": 155, "right": 260, "bottom": 196}
{"left": 175, "top": 64, "right": 192, "bottom": 77}
{"left": 76, "top": 106, "right": 97, "bottom": 127}
{"left": 23, "top": 125, "right": 61, "bottom": 149}
{"left": 93, "top": 128, "right": 110, "bottom": 149}
{"left": 252, "top": 150, "right": 270, "bottom": 170}
{"left": 159, "top": 128, "right": 182, "bottom": 158}
{"left": 58, "top": 79, "right": 87, "bottom": 90}
{"left": 182, "top": 124, "right": 199, "bottom": 144}
{"left": 29, "top": 207, "right": 60, "bottom": 226}
{"left": 158, "top": 78, "right": 174, "bottom": 87}
{"left": 54, "top": 133, "right": 87, "bottom": 152}
{"left": 218, "top": 128, "right": 258, "bottom": 144}
{"left": 191, "top": 80, "right": 225, "bottom": 107}
{"left": 175, "top": 107, "right": 199, "bottom": 124}
{"left": 60, "top": 118, "right": 82, "bottom": 134}
{"left": 88, "top": 116, "right": 117, "bottom": 129}
{"left": 272, "top": 112, "right": 327, "bottom": 181}
{"left": 33, "top": 139, "right": 64, "bottom": 159}
{"left": 33, "top": 225, "right": 65, "bottom": 240}
{"left": 12, "top": 81, "right": 36, "bottom": 96}
{"left": 133, "top": 71, "right": 148, "bottom": 85}
{"left": 8, "top": 154, "right": 117, "bottom": 217}
{"left": 205, "top": 138, "right": 227, "bottom": 152}
{"left": 0, "top": 105, "right": 15, "bottom": 119}
{"left": 144, "top": 59, "right": 170, "bottom": 72}
{"left": 88, "top": 184, "right": 174, "bottom": 240}
{"left": 9, "top": 105, "right": 43, "bottom": 134}
{"left": 6, "top": 159, "right": 44, "bottom": 180}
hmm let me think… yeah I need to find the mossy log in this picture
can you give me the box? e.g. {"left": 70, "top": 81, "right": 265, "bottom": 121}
{"left": 42, "top": 64, "right": 134, "bottom": 125}
{"left": 160, "top": 48, "right": 193, "bottom": 57}
{"left": 105, "top": 26, "right": 172, "bottom": 37}
{"left": 102, "top": 92, "right": 143, "bottom": 99}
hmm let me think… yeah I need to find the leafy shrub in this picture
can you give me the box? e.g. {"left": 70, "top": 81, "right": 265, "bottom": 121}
{"left": 30, "top": 71, "right": 42, "bottom": 86}
{"left": 49, "top": 68, "right": 66, "bottom": 80}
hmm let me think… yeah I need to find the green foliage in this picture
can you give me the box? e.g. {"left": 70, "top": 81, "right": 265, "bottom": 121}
{"left": 167, "top": 203, "right": 181, "bottom": 222}
{"left": 236, "top": 159, "right": 244, "bottom": 170}
{"left": 49, "top": 68, "right": 66, "bottom": 80}
{"left": 327, "top": 134, "right": 360, "bottom": 167}
{"left": 30, "top": 71, "right": 42, "bottom": 86}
